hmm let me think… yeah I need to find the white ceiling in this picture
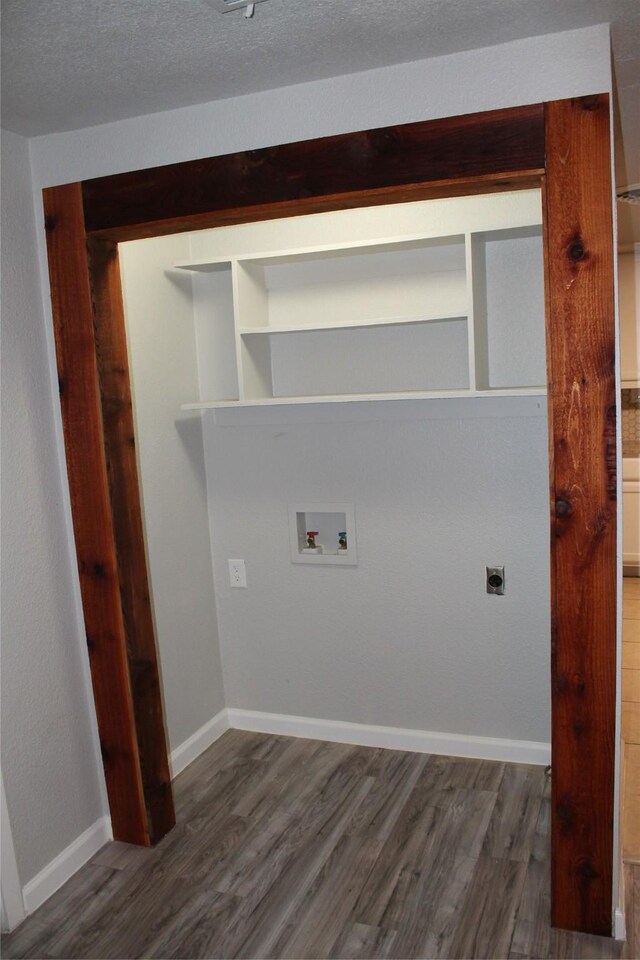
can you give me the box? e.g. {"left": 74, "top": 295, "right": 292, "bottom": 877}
{"left": 1, "top": 0, "right": 639, "bottom": 239}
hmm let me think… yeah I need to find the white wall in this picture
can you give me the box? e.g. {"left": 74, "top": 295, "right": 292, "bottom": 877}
{"left": 2, "top": 21, "right": 615, "bottom": 904}
{"left": 122, "top": 193, "right": 550, "bottom": 747}
{"left": 179, "top": 195, "right": 549, "bottom": 744}
{"left": 207, "top": 401, "right": 550, "bottom": 742}
{"left": 0, "top": 129, "right": 107, "bottom": 887}
{"left": 119, "top": 235, "right": 226, "bottom": 751}
{"left": 29, "top": 25, "right": 611, "bottom": 189}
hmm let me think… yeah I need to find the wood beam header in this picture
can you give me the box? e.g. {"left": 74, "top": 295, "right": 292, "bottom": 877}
{"left": 81, "top": 103, "right": 545, "bottom": 240}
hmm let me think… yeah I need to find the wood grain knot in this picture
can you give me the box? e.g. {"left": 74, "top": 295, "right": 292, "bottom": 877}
{"left": 44, "top": 214, "right": 56, "bottom": 233}
{"left": 578, "top": 859, "right": 598, "bottom": 880}
{"left": 92, "top": 562, "right": 107, "bottom": 578}
{"left": 593, "top": 510, "right": 613, "bottom": 541}
{"left": 569, "top": 240, "right": 585, "bottom": 261}
{"left": 579, "top": 95, "right": 602, "bottom": 112}
{"left": 149, "top": 779, "right": 172, "bottom": 797}
{"left": 557, "top": 800, "right": 574, "bottom": 824}
{"left": 555, "top": 498, "right": 573, "bottom": 517}
{"left": 244, "top": 148, "right": 271, "bottom": 163}
{"left": 130, "top": 658, "right": 155, "bottom": 684}
{"left": 369, "top": 129, "right": 398, "bottom": 155}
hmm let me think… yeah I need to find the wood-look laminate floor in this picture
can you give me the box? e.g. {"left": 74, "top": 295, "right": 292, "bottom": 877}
{"left": 2, "top": 731, "right": 627, "bottom": 960}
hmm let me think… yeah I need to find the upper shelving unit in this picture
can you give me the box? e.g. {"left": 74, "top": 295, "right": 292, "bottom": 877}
{"left": 174, "top": 190, "right": 546, "bottom": 408}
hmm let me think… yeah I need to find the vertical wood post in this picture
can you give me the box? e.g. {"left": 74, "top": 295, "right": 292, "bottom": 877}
{"left": 88, "top": 238, "right": 175, "bottom": 841}
{"left": 543, "top": 94, "right": 616, "bottom": 935}
{"left": 43, "top": 183, "right": 174, "bottom": 845}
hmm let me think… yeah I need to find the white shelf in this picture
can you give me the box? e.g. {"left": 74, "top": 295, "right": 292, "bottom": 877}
{"left": 238, "top": 311, "right": 466, "bottom": 336}
{"left": 175, "top": 235, "right": 463, "bottom": 273}
{"left": 181, "top": 387, "right": 547, "bottom": 410}
{"left": 178, "top": 191, "right": 545, "bottom": 409}
{"left": 175, "top": 259, "right": 232, "bottom": 273}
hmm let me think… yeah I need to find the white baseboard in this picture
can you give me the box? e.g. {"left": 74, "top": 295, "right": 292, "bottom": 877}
{"left": 18, "top": 710, "right": 229, "bottom": 919}
{"left": 614, "top": 907, "right": 626, "bottom": 941}
{"left": 1, "top": 770, "right": 26, "bottom": 930}
{"left": 227, "top": 708, "right": 551, "bottom": 766}
{"left": 16, "top": 709, "right": 550, "bottom": 920}
{"left": 169, "top": 709, "right": 229, "bottom": 779}
{"left": 22, "top": 816, "right": 112, "bottom": 915}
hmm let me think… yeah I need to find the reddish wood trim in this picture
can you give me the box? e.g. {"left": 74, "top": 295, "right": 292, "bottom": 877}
{"left": 81, "top": 104, "right": 545, "bottom": 240}
{"left": 43, "top": 183, "right": 151, "bottom": 845}
{"left": 543, "top": 94, "right": 616, "bottom": 935}
{"left": 85, "top": 172, "right": 545, "bottom": 243}
{"left": 43, "top": 101, "right": 618, "bottom": 936}
{"left": 87, "top": 239, "right": 175, "bottom": 842}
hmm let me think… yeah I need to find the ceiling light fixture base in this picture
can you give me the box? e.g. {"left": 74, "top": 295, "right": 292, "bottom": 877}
{"left": 204, "top": 0, "right": 270, "bottom": 13}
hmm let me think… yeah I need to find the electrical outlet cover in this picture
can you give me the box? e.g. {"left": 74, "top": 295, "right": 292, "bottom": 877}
{"left": 229, "top": 559, "right": 247, "bottom": 587}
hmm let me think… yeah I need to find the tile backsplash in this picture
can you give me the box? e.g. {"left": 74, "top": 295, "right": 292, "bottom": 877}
{"left": 622, "top": 388, "right": 640, "bottom": 458}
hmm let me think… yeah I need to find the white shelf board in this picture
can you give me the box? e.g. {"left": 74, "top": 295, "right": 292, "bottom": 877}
{"left": 175, "top": 259, "right": 232, "bottom": 273}
{"left": 181, "top": 386, "right": 546, "bottom": 410}
{"left": 174, "top": 234, "right": 465, "bottom": 273}
{"left": 238, "top": 312, "right": 467, "bottom": 336}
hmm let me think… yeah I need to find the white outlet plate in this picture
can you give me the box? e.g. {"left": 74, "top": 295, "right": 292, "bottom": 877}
{"left": 229, "top": 559, "right": 247, "bottom": 587}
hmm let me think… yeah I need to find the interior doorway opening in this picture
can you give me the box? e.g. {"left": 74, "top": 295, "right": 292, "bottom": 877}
{"left": 43, "top": 98, "right": 617, "bottom": 935}
{"left": 117, "top": 189, "right": 552, "bottom": 784}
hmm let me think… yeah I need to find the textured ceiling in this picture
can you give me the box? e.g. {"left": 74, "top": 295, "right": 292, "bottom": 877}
{"left": 1, "top": 0, "right": 639, "bottom": 239}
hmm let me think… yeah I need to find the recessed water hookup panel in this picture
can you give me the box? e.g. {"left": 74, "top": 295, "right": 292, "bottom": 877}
{"left": 288, "top": 502, "right": 357, "bottom": 565}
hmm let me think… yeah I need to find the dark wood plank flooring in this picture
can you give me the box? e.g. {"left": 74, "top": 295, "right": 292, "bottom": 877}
{"left": 2, "top": 731, "right": 627, "bottom": 959}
